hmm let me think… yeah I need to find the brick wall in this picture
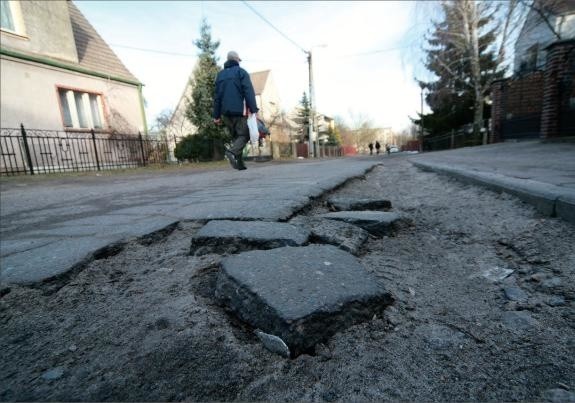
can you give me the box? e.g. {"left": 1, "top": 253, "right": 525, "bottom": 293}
{"left": 491, "top": 39, "right": 574, "bottom": 141}
{"left": 541, "top": 40, "right": 575, "bottom": 138}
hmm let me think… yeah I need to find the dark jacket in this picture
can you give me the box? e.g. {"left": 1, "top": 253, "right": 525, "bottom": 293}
{"left": 213, "top": 60, "right": 259, "bottom": 119}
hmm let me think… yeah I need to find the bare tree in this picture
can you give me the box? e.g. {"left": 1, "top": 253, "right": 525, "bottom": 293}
{"left": 429, "top": 0, "right": 527, "bottom": 144}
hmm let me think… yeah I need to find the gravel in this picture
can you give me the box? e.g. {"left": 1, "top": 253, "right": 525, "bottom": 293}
{"left": 1, "top": 158, "right": 574, "bottom": 401}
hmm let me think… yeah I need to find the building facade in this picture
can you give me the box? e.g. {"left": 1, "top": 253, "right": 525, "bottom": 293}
{"left": 0, "top": 0, "right": 146, "bottom": 133}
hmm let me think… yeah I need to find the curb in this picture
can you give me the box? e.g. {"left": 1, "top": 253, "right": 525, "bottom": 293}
{"left": 411, "top": 161, "right": 575, "bottom": 225}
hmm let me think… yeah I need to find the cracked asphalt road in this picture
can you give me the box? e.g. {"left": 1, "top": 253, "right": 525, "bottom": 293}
{"left": 1, "top": 157, "right": 574, "bottom": 401}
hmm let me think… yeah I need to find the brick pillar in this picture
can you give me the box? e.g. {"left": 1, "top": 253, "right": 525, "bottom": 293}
{"left": 490, "top": 79, "right": 506, "bottom": 143}
{"left": 541, "top": 40, "right": 575, "bottom": 139}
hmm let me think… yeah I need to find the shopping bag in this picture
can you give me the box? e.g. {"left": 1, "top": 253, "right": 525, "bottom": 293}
{"left": 247, "top": 114, "right": 259, "bottom": 145}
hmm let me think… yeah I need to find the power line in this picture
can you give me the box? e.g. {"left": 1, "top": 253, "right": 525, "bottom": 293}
{"left": 109, "top": 44, "right": 196, "bottom": 57}
{"left": 337, "top": 45, "right": 413, "bottom": 58}
{"left": 241, "top": 0, "right": 307, "bottom": 54}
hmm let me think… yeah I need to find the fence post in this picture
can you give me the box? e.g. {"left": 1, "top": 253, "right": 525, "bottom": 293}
{"left": 20, "top": 124, "right": 34, "bottom": 175}
{"left": 138, "top": 131, "right": 147, "bottom": 166}
{"left": 90, "top": 129, "right": 101, "bottom": 171}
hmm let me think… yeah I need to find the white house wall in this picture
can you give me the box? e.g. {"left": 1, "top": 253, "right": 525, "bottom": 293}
{"left": 1, "top": 1, "right": 79, "bottom": 64}
{"left": 1, "top": 57, "right": 144, "bottom": 132}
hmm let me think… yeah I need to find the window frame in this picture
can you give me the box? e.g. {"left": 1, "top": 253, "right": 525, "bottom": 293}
{"left": 56, "top": 86, "right": 108, "bottom": 132}
{"left": 0, "top": 0, "right": 26, "bottom": 37}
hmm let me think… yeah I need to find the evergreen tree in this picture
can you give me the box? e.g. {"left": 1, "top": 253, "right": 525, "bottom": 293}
{"left": 185, "top": 19, "right": 228, "bottom": 159}
{"left": 293, "top": 92, "right": 311, "bottom": 143}
{"left": 416, "top": 1, "right": 504, "bottom": 139}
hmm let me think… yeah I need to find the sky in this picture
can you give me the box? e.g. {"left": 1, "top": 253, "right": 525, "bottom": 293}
{"left": 75, "top": 1, "right": 434, "bottom": 132}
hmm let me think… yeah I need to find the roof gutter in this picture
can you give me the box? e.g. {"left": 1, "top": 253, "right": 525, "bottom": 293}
{"left": 138, "top": 84, "right": 148, "bottom": 134}
{"left": 0, "top": 47, "right": 142, "bottom": 86}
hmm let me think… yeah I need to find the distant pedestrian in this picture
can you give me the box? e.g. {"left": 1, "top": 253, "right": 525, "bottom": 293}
{"left": 368, "top": 142, "right": 374, "bottom": 155}
{"left": 213, "top": 50, "right": 259, "bottom": 171}
{"left": 375, "top": 141, "right": 381, "bottom": 155}
{"left": 386, "top": 144, "right": 391, "bottom": 155}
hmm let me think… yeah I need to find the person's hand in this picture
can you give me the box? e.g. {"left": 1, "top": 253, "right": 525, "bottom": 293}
{"left": 213, "top": 118, "right": 221, "bottom": 125}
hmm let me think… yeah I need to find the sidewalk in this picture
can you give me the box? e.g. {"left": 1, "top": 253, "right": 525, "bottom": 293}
{"left": 410, "top": 140, "right": 575, "bottom": 224}
{"left": 0, "top": 158, "right": 380, "bottom": 285}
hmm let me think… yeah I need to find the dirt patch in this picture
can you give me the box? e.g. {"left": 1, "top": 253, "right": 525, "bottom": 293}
{"left": 1, "top": 159, "right": 574, "bottom": 401}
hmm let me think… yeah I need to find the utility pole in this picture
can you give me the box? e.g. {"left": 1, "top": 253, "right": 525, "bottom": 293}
{"left": 307, "top": 51, "right": 314, "bottom": 158}
{"left": 419, "top": 83, "right": 424, "bottom": 153}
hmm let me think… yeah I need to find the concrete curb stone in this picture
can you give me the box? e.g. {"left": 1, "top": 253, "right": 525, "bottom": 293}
{"left": 412, "top": 161, "right": 575, "bottom": 224}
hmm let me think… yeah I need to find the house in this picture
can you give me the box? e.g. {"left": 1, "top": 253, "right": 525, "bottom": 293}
{"left": 166, "top": 68, "right": 283, "bottom": 160}
{"left": 490, "top": 0, "right": 574, "bottom": 142}
{"left": 514, "top": 0, "right": 575, "bottom": 73}
{"left": 0, "top": 0, "right": 146, "bottom": 133}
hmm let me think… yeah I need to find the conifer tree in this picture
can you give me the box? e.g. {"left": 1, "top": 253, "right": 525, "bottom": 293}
{"left": 294, "top": 92, "right": 310, "bottom": 143}
{"left": 185, "top": 19, "right": 228, "bottom": 158}
{"left": 417, "top": 1, "right": 510, "bottom": 141}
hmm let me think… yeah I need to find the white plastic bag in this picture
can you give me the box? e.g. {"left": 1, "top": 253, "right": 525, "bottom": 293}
{"left": 247, "top": 114, "right": 259, "bottom": 145}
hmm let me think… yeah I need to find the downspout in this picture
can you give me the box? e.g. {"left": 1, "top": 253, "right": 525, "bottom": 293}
{"left": 138, "top": 84, "right": 148, "bottom": 134}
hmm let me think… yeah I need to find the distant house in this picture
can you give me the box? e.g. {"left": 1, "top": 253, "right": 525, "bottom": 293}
{"left": 0, "top": 0, "right": 146, "bottom": 133}
{"left": 514, "top": 0, "right": 575, "bottom": 73}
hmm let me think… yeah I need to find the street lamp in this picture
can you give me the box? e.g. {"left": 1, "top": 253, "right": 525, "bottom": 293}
{"left": 306, "top": 44, "right": 326, "bottom": 158}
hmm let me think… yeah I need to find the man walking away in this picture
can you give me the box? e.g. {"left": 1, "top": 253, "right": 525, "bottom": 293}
{"left": 213, "top": 50, "right": 259, "bottom": 170}
{"left": 375, "top": 141, "right": 381, "bottom": 155}
{"left": 368, "top": 142, "right": 374, "bottom": 155}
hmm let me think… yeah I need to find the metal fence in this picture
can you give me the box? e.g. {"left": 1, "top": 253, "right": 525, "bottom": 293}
{"left": 1, "top": 126, "right": 348, "bottom": 176}
{"left": 423, "top": 122, "right": 488, "bottom": 152}
{"left": 1, "top": 125, "right": 169, "bottom": 176}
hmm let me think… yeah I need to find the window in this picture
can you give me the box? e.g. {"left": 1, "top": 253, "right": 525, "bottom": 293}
{"left": 58, "top": 88, "right": 105, "bottom": 129}
{"left": 0, "top": 0, "right": 24, "bottom": 35}
{"left": 0, "top": 0, "right": 15, "bottom": 31}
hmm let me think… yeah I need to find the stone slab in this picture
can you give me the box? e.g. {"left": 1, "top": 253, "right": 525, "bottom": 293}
{"left": 190, "top": 220, "right": 310, "bottom": 255}
{"left": 289, "top": 216, "right": 369, "bottom": 255}
{"left": 318, "top": 211, "right": 401, "bottom": 236}
{"left": 215, "top": 245, "right": 393, "bottom": 356}
{"left": 327, "top": 196, "right": 392, "bottom": 211}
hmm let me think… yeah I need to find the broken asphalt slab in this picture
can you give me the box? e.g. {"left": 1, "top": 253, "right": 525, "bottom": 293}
{"left": 0, "top": 159, "right": 381, "bottom": 285}
{"left": 289, "top": 216, "right": 369, "bottom": 255}
{"left": 318, "top": 211, "right": 402, "bottom": 236}
{"left": 327, "top": 196, "right": 392, "bottom": 211}
{"left": 190, "top": 220, "right": 310, "bottom": 255}
{"left": 215, "top": 244, "right": 394, "bottom": 357}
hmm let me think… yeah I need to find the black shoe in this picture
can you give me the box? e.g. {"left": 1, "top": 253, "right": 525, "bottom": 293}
{"left": 225, "top": 150, "right": 239, "bottom": 170}
{"left": 238, "top": 164, "right": 247, "bottom": 170}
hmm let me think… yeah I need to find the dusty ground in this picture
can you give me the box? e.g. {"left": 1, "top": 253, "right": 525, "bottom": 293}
{"left": 1, "top": 158, "right": 574, "bottom": 401}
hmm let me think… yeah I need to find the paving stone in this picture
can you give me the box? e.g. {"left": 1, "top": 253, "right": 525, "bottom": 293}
{"left": 501, "top": 311, "right": 539, "bottom": 332}
{"left": 190, "top": 220, "right": 310, "bottom": 255}
{"left": 503, "top": 286, "right": 529, "bottom": 302}
{"left": 215, "top": 245, "right": 394, "bottom": 356}
{"left": 546, "top": 295, "right": 566, "bottom": 307}
{"left": 289, "top": 216, "right": 369, "bottom": 255}
{"left": 327, "top": 196, "right": 392, "bottom": 211}
{"left": 542, "top": 388, "right": 575, "bottom": 402}
{"left": 318, "top": 211, "right": 401, "bottom": 236}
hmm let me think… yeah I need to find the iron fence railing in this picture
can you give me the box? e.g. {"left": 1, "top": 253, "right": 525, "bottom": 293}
{"left": 423, "top": 122, "right": 489, "bottom": 152}
{"left": 1, "top": 125, "right": 347, "bottom": 176}
{"left": 1, "top": 125, "right": 169, "bottom": 176}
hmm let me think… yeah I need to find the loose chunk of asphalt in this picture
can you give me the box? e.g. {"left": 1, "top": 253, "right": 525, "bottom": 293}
{"left": 190, "top": 220, "right": 310, "bottom": 255}
{"left": 215, "top": 244, "right": 394, "bottom": 357}
{"left": 318, "top": 211, "right": 401, "bottom": 236}
{"left": 289, "top": 216, "right": 369, "bottom": 255}
{"left": 327, "top": 196, "right": 392, "bottom": 211}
